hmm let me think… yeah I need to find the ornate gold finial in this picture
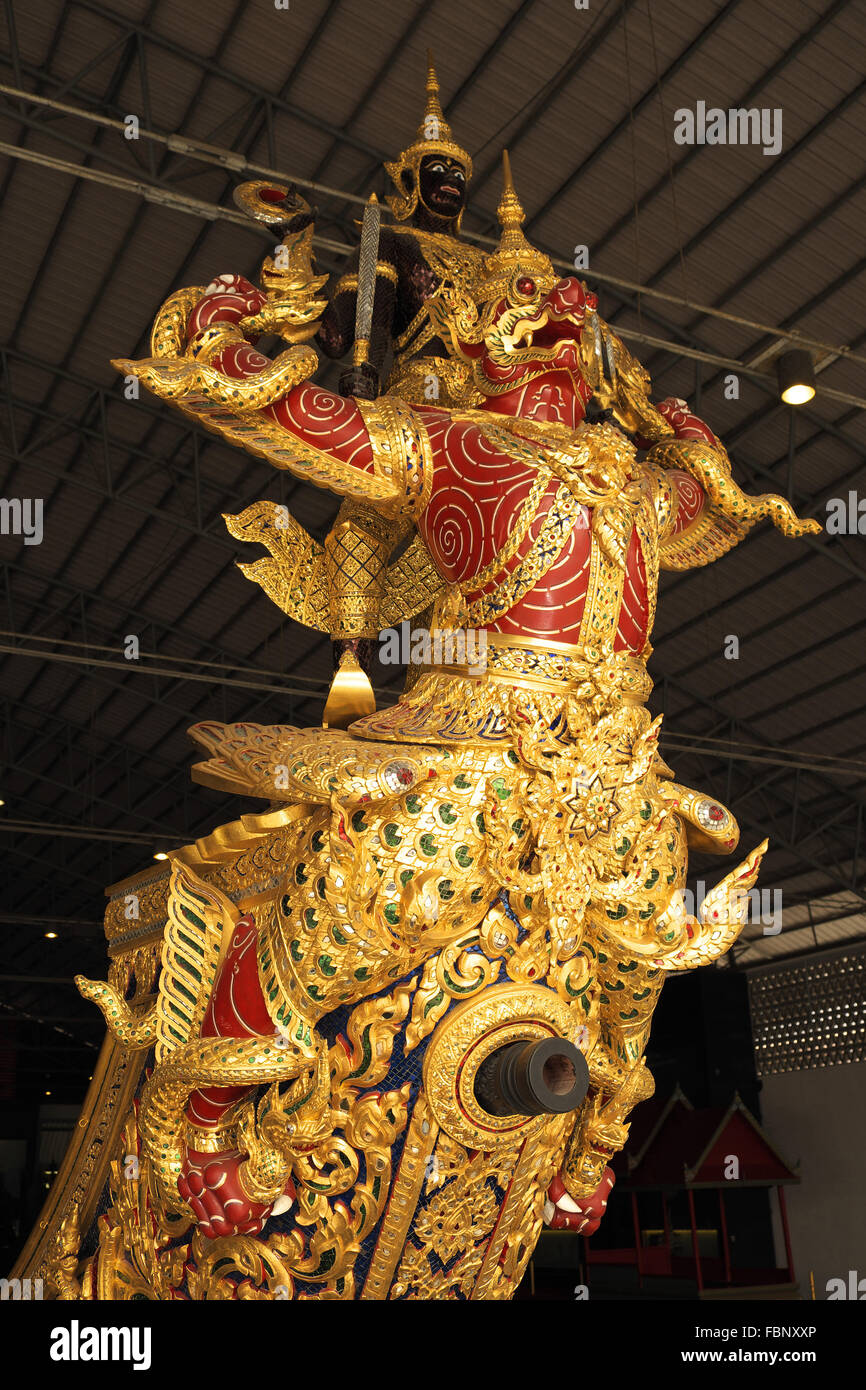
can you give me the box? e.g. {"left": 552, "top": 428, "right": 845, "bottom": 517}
{"left": 419, "top": 48, "right": 447, "bottom": 141}
{"left": 497, "top": 149, "right": 525, "bottom": 236}
{"left": 478, "top": 151, "right": 555, "bottom": 301}
{"left": 384, "top": 50, "right": 473, "bottom": 224}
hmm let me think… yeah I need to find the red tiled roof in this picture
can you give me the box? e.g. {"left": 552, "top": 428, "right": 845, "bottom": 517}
{"left": 621, "top": 1093, "right": 799, "bottom": 1187}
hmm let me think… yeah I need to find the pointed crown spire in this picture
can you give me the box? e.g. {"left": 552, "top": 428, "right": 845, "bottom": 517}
{"left": 497, "top": 150, "right": 526, "bottom": 241}
{"left": 480, "top": 151, "right": 554, "bottom": 299}
{"left": 416, "top": 50, "right": 449, "bottom": 143}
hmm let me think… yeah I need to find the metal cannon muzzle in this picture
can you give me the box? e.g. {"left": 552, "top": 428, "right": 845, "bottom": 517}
{"left": 473, "top": 1036, "right": 589, "bottom": 1118}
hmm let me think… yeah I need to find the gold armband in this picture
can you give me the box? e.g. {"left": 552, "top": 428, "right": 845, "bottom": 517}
{"left": 356, "top": 396, "right": 434, "bottom": 520}
{"left": 325, "top": 499, "right": 407, "bottom": 639}
{"left": 374, "top": 259, "right": 399, "bottom": 286}
{"left": 334, "top": 261, "right": 398, "bottom": 297}
{"left": 185, "top": 1115, "right": 240, "bottom": 1154}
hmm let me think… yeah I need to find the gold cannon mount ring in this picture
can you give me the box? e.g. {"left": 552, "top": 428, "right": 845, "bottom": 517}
{"left": 422, "top": 983, "right": 587, "bottom": 1154}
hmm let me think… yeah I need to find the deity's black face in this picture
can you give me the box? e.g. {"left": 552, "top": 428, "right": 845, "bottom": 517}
{"left": 417, "top": 155, "right": 468, "bottom": 220}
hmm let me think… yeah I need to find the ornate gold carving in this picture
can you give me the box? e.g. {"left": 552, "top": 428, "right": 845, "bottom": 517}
{"left": 150, "top": 286, "right": 205, "bottom": 357}
{"left": 385, "top": 352, "right": 483, "bottom": 410}
{"left": 37, "top": 130, "right": 820, "bottom": 1303}
{"left": 361, "top": 1095, "right": 439, "bottom": 1299}
{"left": 356, "top": 395, "right": 434, "bottom": 518}
{"left": 224, "top": 499, "right": 442, "bottom": 636}
{"left": 475, "top": 150, "right": 557, "bottom": 305}
{"left": 248, "top": 223, "right": 329, "bottom": 344}
{"left": 44, "top": 1203, "right": 83, "bottom": 1301}
{"left": 11, "top": 1032, "right": 146, "bottom": 1290}
{"left": 325, "top": 499, "right": 407, "bottom": 639}
{"left": 224, "top": 500, "right": 330, "bottom": 630}
{"left": 460, "top": 484, "right": 581, "bottom": 628}
{"left": 471, "top": 1111, "right": 571, "bottom": 1299}
{"left": 404, "top": 954, "right": 450, "bottom": 1053}
{"left": 112, "top": 355, "right": 401, "bottom": 510}
{"left": 391, "top": 1132, "right": 522, "bottom": 1298}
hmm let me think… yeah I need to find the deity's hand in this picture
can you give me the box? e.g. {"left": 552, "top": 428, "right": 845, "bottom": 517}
{"left": 279, "top": 184, "right": 317, "bottom": 235}
{"left": 543, "top": 1167, "right": 615, "bottom": 1235}
{"left": 178, "top": 1147, "right": 295, "bottom": 1240}
{"left": 338, "top": 362, "right": 380, "bottom": 401}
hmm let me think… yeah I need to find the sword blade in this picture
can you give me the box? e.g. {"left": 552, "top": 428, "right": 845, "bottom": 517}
{"left": 353, "top": 192, "right": 381, "bottom": 361}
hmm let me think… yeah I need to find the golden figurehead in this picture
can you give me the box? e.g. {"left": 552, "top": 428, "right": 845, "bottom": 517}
{"left": 14, "top": 150, "right": 820, "bottom": 1302}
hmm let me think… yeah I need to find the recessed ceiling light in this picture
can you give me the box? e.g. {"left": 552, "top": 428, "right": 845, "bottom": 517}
{"left": 45, "top": 931, "right": 58, "bottom": 939}
{"left": 153, "top": 851, "right": 169, "bottom": 861}
{"left": 781, "top": 382, "right": 815, "bottom": 405}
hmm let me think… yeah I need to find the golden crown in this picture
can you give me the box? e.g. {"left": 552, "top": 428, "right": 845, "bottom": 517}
{"left": 384, "top": 51, "right": 473, "bottom": 224}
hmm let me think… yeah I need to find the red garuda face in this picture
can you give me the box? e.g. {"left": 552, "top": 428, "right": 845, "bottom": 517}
{"left": 431, "top": 269, "right": 598, "bottom": 401}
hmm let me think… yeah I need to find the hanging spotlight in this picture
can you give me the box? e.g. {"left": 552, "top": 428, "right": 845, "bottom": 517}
{"left": 777, "top": 348, "right": 815, "bottom": 405}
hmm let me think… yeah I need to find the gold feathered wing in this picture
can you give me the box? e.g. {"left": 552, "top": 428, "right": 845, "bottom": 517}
{"left": 223, "top": 500, "right": 443, "bottom": 633}
{"left": 154, "top": 862, "right": 239, "bottom": 1064}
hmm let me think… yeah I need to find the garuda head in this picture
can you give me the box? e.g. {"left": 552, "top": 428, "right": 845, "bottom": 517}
{"left": 428, "top": 152, "right": 599, "bottom": 405}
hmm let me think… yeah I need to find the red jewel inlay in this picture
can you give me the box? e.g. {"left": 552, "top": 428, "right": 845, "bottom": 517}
{"left": 516, "top": 277, "right": 535, "bottom": 296}
{"left": 708, "top": 805, "right": 724, "bottom": 821}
